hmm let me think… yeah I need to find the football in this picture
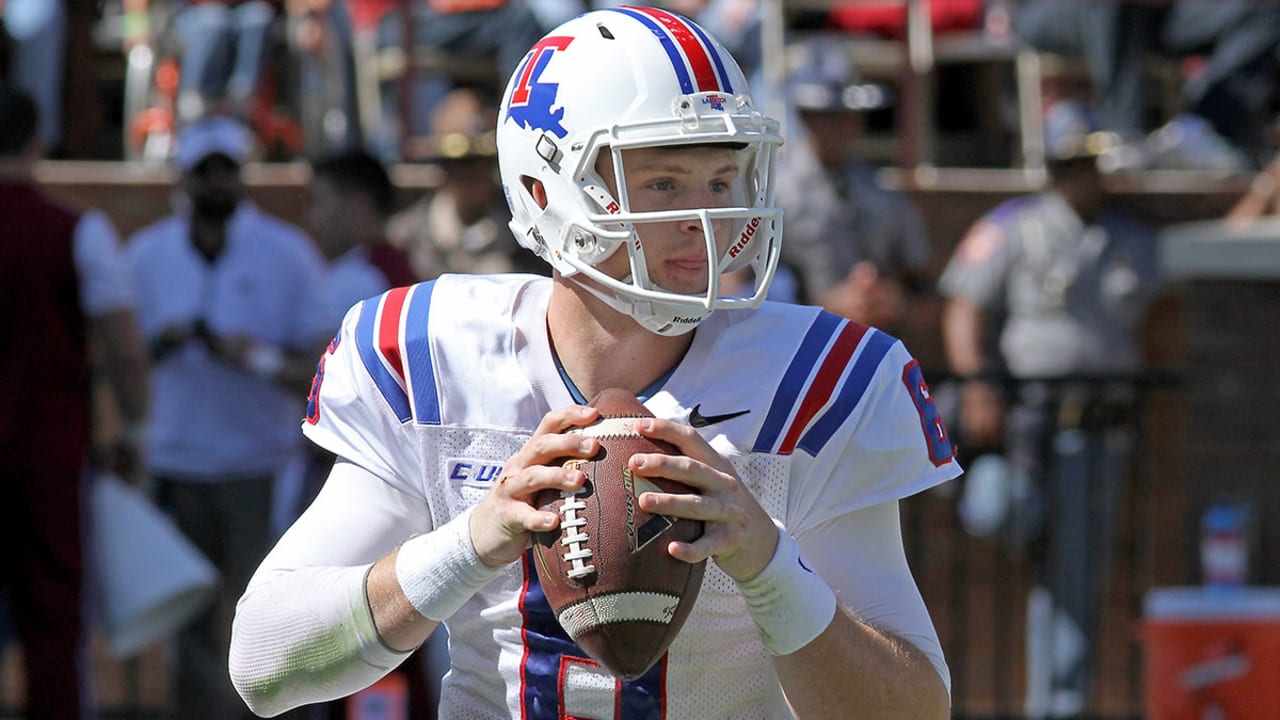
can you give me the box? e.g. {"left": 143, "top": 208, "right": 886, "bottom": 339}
{"left": 532, "top": 388, "right": 705, "bottom": 680}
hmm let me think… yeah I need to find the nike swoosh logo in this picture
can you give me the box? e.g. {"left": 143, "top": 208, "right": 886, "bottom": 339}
{"left": 688, "top": 404, "right": 751, "bottom": 428}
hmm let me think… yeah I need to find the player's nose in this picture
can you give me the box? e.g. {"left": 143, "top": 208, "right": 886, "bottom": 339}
{"left": 679, "top": 214, "right": 704, "bottom": 235}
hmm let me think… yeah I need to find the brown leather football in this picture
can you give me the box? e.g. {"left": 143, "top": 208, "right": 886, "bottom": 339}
{"left": 532, "top": 388, "right": 705, "bottom": 680}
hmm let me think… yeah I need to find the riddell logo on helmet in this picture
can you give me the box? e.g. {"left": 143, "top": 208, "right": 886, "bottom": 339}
{"left": 728, "top": 216, "right": 761, "bottom": 258}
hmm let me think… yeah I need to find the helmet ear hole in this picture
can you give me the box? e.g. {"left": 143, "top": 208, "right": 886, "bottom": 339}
{"left": 522, "top": 176, "right": 549, "bottom": 209}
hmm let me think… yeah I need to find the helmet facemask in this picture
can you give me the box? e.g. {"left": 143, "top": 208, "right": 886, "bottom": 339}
{"left": 531, "top": 97, "right": 782, "bottom": 336}
{"left": 585, "top": 147, "right": 781, "bottom": 335}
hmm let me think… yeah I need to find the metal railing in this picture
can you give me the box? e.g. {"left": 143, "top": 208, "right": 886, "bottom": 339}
{"left": 903, "top": 368, "right": 1185, "bottom": 719}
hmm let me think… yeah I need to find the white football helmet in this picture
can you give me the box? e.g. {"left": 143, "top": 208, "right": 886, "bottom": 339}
{"left": 497, "top": 7, "right": 784, "bottom": 335}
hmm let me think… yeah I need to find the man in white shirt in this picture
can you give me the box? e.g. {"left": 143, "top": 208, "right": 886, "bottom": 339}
{"left": 126, "top": 115, "right": 326, "bottom": 720}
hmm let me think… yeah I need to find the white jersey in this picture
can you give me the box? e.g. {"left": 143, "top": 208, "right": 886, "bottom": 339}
{"left": 294, "top": 273, "right": 958, "bottom": 718}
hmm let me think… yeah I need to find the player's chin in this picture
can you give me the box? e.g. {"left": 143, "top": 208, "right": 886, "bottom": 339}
{"left": 656, "top": 270, "right": 711, "bottom": 296}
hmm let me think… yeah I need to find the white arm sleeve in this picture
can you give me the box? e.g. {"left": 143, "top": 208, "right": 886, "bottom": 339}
{"left": 230, "top": 459, "right": 427, "bottom": 717}
{"left": 796, "top": 500, "right": 951, "bottom": 697}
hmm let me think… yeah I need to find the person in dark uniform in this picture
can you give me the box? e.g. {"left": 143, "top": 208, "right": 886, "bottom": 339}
{"left": 938, "top": 99, "right": 1164, "bottom": 717}
{"left": 774, "top": 37, "right": 934, "bottom": 332}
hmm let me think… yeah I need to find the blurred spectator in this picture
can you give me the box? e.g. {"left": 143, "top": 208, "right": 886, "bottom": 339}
{"left": 0, "top": 88, "right": 149, "bottom": 720}
{"left": 124, "top": 0, "right": 281, "bottom": 124}
{"left": 343, "top": 0, "right": 396, "bottom": 156}
{"left": 938, "top": 100, "right": 1162, "bottom": 718}
{"left": 1, "top": 0, "right": 67, "bottom": 151}
{"left": 400, "top": 0, "right": 548, "bottom": 103}
{"left": 124, "top": 115, "right": 326, "bottom": 720}
{"left": 308, "top": 147, "right": 417, "bottom": 327}
{"left": 275, "top": 146, "right": 416, "bottom": 531}
{"left": 348, "top": 0, "right": 549, "bottom": 159}
{"left": 343, "top": 0, "right": 397, "bottom": 156}
{"left": 286, "top": 0, "right": 362, "bottom": 154}
{"left": 774, "top": 37, "right": 934, "bottom": 331}
{"left": 1013, "top": 0, "right": 1280, "bottom": 172}
{"left": 387, "top": 87, "right": 543, "bottom": 278}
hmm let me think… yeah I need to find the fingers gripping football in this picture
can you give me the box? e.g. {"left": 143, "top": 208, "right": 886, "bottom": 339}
{"left": 631, "top": 417, "right": 779, "bottom": 583}
{"left": 530, "top": 388, "right": 706, "bottom": 680}
{"left": 468, "top": 405, "right": 599, "bottom": 568}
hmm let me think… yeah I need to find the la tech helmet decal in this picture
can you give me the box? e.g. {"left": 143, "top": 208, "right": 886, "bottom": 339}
{"left": 506, "top": 35, "right": 573, "bottom": 139}
{"left": 504, "top": 6, "right": 736, "bottom": 140}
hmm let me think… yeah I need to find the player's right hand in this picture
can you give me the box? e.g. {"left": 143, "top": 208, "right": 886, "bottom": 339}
{"left": 468, "top": 405, "right": 600, "bottom": 568}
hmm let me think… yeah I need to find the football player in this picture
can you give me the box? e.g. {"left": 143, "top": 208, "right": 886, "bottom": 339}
{"left": 230, "top": 8, "right": 959, "bottom": 718}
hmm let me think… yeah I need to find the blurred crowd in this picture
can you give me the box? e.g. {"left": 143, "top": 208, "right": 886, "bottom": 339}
{"left": 4, "top": 1, "right": 1280, "bottom": 719}
{"left": 0, "top": 0, "right": 1271, "bottom": 169}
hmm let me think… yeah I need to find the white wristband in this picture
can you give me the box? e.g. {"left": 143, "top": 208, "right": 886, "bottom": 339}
{"left": 735, "top": 520, "right": 837, "bottom": 656}
{"left": 395, "top": 507, "right": 500, "bottom": 621}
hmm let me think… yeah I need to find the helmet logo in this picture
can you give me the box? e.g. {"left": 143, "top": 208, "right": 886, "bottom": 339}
{"left": 507, "top": 36, "right": 574, "bottom": 139}
{"left": 702, "top": 94, "right": 726, "bottom": 112}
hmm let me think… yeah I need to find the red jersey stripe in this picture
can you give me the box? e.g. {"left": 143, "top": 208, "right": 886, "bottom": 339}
{"left": 777, "top": 321, "right": 869, "bottom": 455}
{"left": 377, "top": 285, "right": 410, "bottom": 384}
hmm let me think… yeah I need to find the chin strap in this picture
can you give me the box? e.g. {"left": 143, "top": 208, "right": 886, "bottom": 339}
{"left": 568, "top": 273, "right": 708, "bottom": 337}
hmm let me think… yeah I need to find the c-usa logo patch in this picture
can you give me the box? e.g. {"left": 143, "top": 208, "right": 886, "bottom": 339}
{"left": 447, "top": 458, "right": 505, "bottom": 487}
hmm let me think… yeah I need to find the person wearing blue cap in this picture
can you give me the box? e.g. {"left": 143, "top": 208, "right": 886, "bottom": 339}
{"left": 774, "top": 38, "right": 934, "bottom": 333}
{"left": 938, "top": 99, "right": 1164, "bottom": 718}
{"left": 124, "top": 115, "right": 329, "bottom": 720}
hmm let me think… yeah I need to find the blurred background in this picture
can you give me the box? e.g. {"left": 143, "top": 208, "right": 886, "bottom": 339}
{"left": 3, "top": 1, "right": 1279, "bottom": 718}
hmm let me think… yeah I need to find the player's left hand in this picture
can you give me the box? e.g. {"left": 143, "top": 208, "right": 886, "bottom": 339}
{"left": 630, "top": 418, "right": 778, "bottom": 582}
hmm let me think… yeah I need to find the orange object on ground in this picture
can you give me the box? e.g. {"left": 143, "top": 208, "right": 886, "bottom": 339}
{"left": 1142, "top": 587, "right": 1280, "bottom": 720}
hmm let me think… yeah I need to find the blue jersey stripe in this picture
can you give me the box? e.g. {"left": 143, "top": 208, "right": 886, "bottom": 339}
{"left": 752, "top": 312, "right": 843, "bottom": 453}
{"left": 403, "top": 281, "right": 441, "bottom": 425}
{"left": 798, "top": 329, "right": 896, "bottom": 456}
{"left": 610, "top": 7, "right": 696, "bottom": 94}
{"left": 355, "top": 295, "right": 412, "bottom": 422}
